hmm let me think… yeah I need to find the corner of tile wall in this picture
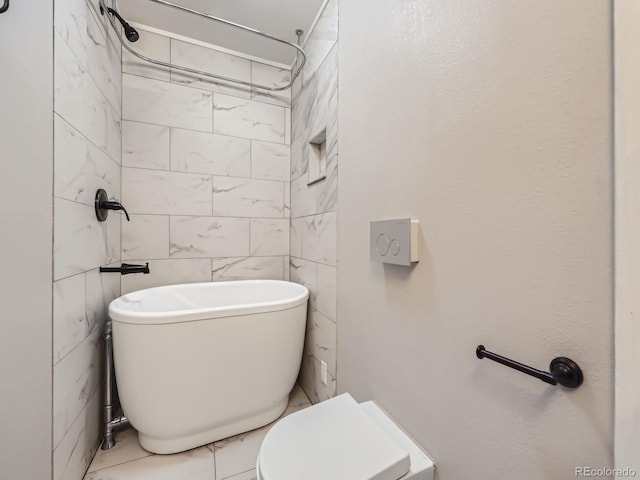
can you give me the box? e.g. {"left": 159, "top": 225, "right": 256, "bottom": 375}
{"left": 290, "top": 0, "right": 339, "bottom": 404}
{"left": 53, "top": 0, "right": 123, "bottom": 478}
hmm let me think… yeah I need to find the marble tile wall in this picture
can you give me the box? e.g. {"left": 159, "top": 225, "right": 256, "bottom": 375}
{"left": 289, "top": 0, "right": 340, "bottom": 403}
{"left": 53, "top": 0, "right": 123, "bottom": 479}
{"left": 120, "top": 28, "right": 292, "bottom": 295}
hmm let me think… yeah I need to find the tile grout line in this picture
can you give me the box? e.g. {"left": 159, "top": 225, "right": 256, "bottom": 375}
{"left": 212, "top": 436, "right": 217, "bottom": 480}
{"left": 122, "top": 161, "right": 289, "bottom": 185}
{"left": 55, "top": 112, "right": 121, "bottom": 169}
{"left": 86, "top": 449, "right": 154, "bottom": 475}
{"left": 121, "top": 115, "right": 289, "bottom": 146}
{"left": 123, "top": 67, "right": 287, "bottom": 109}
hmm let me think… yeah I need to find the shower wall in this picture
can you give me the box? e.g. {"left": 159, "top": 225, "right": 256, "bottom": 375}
{"left": 289, "top": 0, "right": 339, "bottom": 403}
{"left": 120, "top": 28, "right": 292, "bottom": 294}
{"left": 119, "top": 13, "right": 340, "bottom": 405}
{"left": 53, "top": 1, "right": 122, "bottom": 479}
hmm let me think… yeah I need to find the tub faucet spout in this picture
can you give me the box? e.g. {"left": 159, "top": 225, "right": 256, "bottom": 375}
{"left": 100, "top": 263, "right": 150, "bottom": 275}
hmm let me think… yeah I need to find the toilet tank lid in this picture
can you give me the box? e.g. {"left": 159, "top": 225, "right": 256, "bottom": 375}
{"left": 258, "top": 393, "right": 411, "bottom": 480}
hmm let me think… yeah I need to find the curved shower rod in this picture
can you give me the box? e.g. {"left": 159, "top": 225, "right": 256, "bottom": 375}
{"left": 99, "top": 0, "right": 306, "bottom": 91}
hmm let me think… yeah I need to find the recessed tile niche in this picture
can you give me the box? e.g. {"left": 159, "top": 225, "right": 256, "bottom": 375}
{"left": 308, "top": 129, "right": 327, "bottom": 186}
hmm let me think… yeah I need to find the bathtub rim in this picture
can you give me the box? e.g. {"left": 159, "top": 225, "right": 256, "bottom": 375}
{"left": 109, "top": 279, "right": 309, "bottom": 325}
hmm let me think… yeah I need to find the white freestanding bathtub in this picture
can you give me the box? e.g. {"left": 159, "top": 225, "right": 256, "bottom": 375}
{"left": 109, "top": 280, "right": 309, "bottom": 454}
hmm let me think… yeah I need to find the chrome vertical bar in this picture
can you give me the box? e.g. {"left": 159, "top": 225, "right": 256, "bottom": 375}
{"left": 102, "top": 320, "right": 116, "bottom": 449}
{"left": 102, "top": 320, "right": 130, "bottom": 449}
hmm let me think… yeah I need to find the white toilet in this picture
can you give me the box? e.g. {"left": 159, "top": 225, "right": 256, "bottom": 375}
{"left": 257, "top": 393, "right": 435, "bottom": 480}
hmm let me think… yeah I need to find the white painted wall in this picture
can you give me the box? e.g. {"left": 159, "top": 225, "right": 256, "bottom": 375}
{"left": 614, "top": 0, "right": 640, "bottom": 474}
{"left": 338, "top": 1, "right": 613, "bottom": 478}
{"left": 0, "top": 2, "right": 53, "bottom": 479}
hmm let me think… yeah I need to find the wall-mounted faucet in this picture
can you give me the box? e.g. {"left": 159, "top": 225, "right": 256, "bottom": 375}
{"left": 100, "top": 263, "right": 150, "bottom": 275}
{"left": 95, "top": 189, "right": 130, "bottom": 222}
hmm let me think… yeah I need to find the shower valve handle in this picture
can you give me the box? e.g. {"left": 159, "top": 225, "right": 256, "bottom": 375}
{"left": 100, "top": 200, "right": 130, "bottom": 221}
{"left": 95, "top": 189, "right": 130, "bottom": 222}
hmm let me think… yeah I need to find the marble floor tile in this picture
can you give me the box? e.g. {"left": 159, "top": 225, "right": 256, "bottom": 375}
{"left": 282, "top": 383, "right": 313, "bottom": 416}
{"left": 214, "top": 384, "right": 311, "bottom": 479}
{"left": 84, "top": 444, "right": 215, "bottom": 480}
{"left": 214, "top": 426, "right": 270, "bottom": 480}
{"left": 83, "top": 385, "right": 311, "bottom": 480}
{"left": 225, "top": 469, "right": 257, "bottom": 480}
{"left": 87, "top": 428, "right": 151, "bottom": 473}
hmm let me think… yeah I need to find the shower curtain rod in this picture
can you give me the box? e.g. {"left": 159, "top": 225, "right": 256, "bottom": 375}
{"left": 99, "top": 0, "right": 306, "bottom": 91}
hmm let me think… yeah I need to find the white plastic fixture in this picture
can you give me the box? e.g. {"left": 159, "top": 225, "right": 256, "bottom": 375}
{"left": 370, "top": 219, "right": 420, "bottom": 266}
{"left": 109, "top": 280, "right": 309, "bottom": 454}
{"left": 257, "top": 393, "right": 435, "bottom": 480}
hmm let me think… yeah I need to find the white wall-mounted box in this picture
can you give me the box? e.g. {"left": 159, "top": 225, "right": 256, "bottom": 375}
{"left": 370, "top": 219, "right": 419, "bottom": 266}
